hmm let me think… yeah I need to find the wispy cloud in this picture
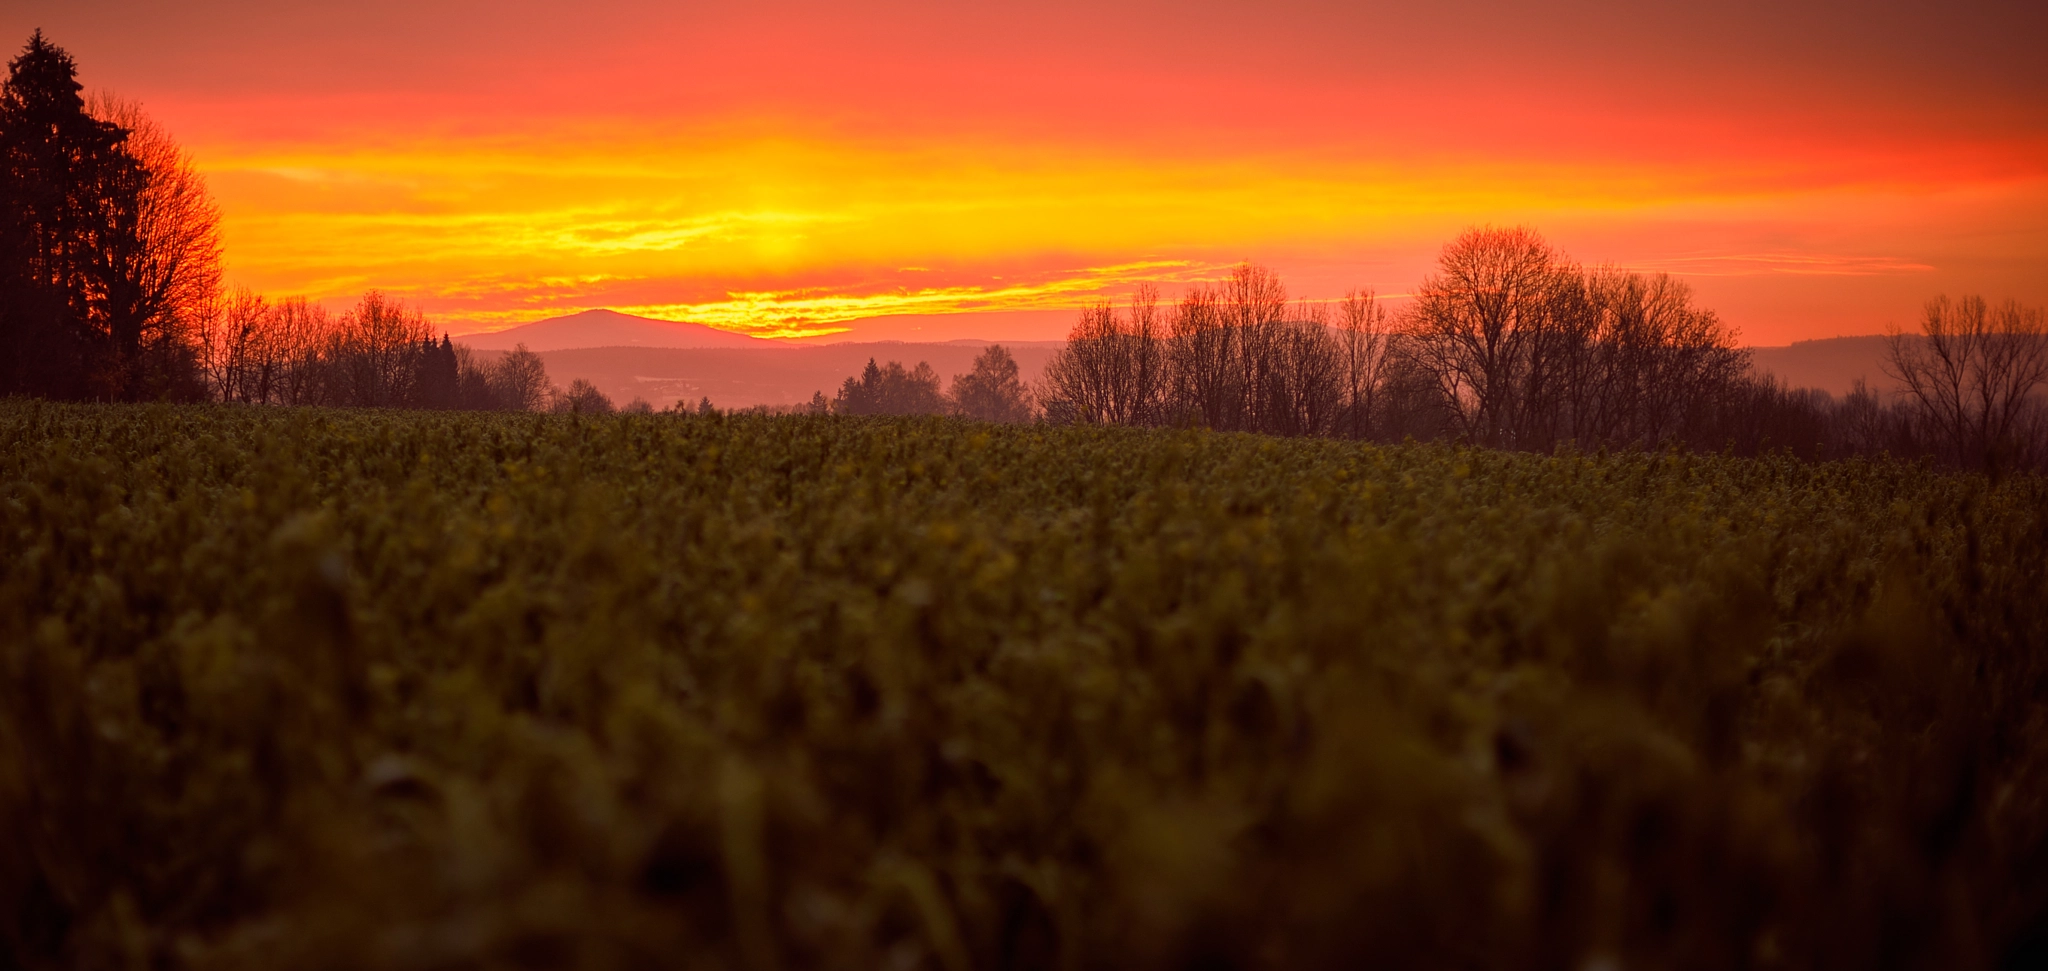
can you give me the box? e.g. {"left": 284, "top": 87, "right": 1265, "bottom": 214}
{"left": 613, "top": 260, "right": 1207, "bottom": 338}
{"left": 195, "top": 124, "right": 2045, "bottom": 343}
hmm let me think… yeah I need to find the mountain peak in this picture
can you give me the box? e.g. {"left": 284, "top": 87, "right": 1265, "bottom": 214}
{"left": 453, "top": 310, "right": 777, "bottom": 351}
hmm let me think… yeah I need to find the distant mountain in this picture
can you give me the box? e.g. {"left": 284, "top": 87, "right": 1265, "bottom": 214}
{"left": 1748, "top": 336, "right": 1897, "bottom": 398}
{"left": 453, "top": 309, "right": 777, "bottom": 351}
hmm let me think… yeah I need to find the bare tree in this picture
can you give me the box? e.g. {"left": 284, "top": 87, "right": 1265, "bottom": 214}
{"left": 196, "top": 285, "right": 265, "bottom": 402}
{"left": 87, "top": 95, "right": 222, "bottom": 399}
{"left": 1040, "top": 302, "right": 1126, "bottom": 424}
{"left": 1885, "top": 295, "right": 2048, "bottom": 475}
{"left": 552, "top": 377, "right": 615, "bottom": 414}
{"left": 1040, "top": 288, "right": 1178, "bottom": 425}
{"left": 949, "top": 344, "right": 1035, "bottom": 423}
{"left": 1220, "top": 262, "right": 1288, "bottom": 432}
{"left": 1570, "top": 269, "right": 1748, "bottom": 447}
{"left": 270, "top": 297, "right": 332, "bottom": 406}
{"left": 1267, "top": 300, "right": 1343, "bottom": 436}
{"left": 1335, "top": 288, "right": 1391, "bottom": 439}
{"left": 196, "top": 289, "right": 354, "bottom": 406}
{"left": 1167, "top": 285, "right": 1237, "bottom": 429}
{"left": 1402, "top": 227, "right": 1568, "bottom": 448}
{"left": 492, "top": 344, "right": 554, "bottom": 412}
{"left": 326, "top": 291, "right": 431, "bottom": 407}
{"left": 1375, "top": 340, "right": 1459, "bottom": 442}
{"left": 1121, "top": 284, "right": 1169, "bottom": 425}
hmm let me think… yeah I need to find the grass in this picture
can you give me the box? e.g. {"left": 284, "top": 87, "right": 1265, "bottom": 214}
{"left": 2, "top": 401, "right": 2045, "bottom": 970}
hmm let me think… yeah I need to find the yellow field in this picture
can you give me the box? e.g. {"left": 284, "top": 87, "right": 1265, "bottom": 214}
{"left": 2, "top": 403, "right": 2044, "bottom": 969}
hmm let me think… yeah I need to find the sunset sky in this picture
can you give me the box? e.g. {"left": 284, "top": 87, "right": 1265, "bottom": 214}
{"left": 10, "top": 0, "right": 2046, "bottom": 343}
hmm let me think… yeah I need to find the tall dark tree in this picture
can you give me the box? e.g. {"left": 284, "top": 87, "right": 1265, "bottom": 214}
{"left": 0, "top": 31, "right": 134, "bottom": 397}
{"left": 414, "top": 335, "right": 460, "bottom": 409}
{"left": 0, "top": 32, "right": 212, "bottom": 400}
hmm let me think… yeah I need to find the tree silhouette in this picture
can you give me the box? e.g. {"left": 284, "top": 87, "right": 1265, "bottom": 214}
{"left": 0, "top": 32, "right": 216, "bottom": 400}
{"left": 1397, "top": 228, "right": 1746, "bottom": 450}
{"left": 1401, "top": 227, "right": 1565, "bottom": 448}
{"left": 1885, "top": 295, "right": 2048, "bottom": 476}
{"left": 1041, "top": 289, "right": 1166, "bottom": 426}
{"left": 948, "top": 344, "right": 1034, "bottom": 423}
{"left": 492, "top": 344, "right": 553, "bottom": 412}
{"left": 0, "top": 31, "right": 131, "bottom": 397}
{"left": 88, "top": 95, "right": 220, "bottom": 401}
{"left": 835, "top": 358, "right": 945, "bottom": 415}
{"left": 552, "top": 377, "right": 616, "bottom": 415}
{"left": 1334, "top": 288, "right": 1391, "bottom": 439}
{"left": 1166, "top": 284, "right": 1236, "bottom": 429}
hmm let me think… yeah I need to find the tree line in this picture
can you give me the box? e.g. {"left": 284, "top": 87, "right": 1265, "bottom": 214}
{"left": 7, "top": 32, "right": 2043, "bottom": 469}
{"left": 820, "top": 346, "right": 1034, "bottom": 423}
{"left": 0, "top": 33, "right": 613, "bottom": 414}
{"left": 1036, "top": 228, "right": 2048, "bottom": 474}
{"left": 197, "top": 287, "right": 563, "bottom": 411}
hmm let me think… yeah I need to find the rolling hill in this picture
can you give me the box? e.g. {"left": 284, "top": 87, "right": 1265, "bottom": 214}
{"left": 1747, "top": 335, "right": 1899, "bottom": 397}
{"left": 453, "top": 309, "right": 779, "bottom": 351}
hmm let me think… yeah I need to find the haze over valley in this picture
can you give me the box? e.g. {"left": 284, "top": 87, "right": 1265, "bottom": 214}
{"left": 457, "top": 309, "right": 1902, "bottom": 411}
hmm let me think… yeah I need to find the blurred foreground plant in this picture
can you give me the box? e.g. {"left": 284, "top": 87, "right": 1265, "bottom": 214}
{"left": 1, "top": 402, "right": 2044, "bottom": 970}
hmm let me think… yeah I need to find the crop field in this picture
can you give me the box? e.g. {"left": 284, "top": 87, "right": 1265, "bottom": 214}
{"left": 3, "top": 402, "right": 2046, "bottom": 970}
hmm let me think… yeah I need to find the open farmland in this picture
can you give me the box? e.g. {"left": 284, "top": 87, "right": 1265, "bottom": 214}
{"left": 3, "top": 402, "right": 2047, "bottom": 969}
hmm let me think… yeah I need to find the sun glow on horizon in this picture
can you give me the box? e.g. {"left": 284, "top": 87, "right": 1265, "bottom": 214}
{"left": 22, "top": 0, "right": 2044, "bottom": 343}
{"left": 183, "top": 122, "right": 2048, "bottom": 343}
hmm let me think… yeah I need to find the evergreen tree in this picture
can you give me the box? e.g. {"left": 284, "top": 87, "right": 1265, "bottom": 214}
{"left": 414, "top": 335, "right": 460, "bottom": 409}
{"left": 0, "top": 31, "right": 133, "bottom": 397}
{"left": 0, "top": 32, "right": 212, "bottom": 400}
{"left": 834, "top": 357, "right": 944, "bottom": 415}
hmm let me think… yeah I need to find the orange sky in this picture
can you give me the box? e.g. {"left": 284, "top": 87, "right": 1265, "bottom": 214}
{"left": 10, "top": 0, "right": 2047, "bottom": 343}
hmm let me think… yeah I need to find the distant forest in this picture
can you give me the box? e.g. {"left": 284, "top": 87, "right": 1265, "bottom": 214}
{"left": 4, "top": 32, "right": 2045, "bottom": 472}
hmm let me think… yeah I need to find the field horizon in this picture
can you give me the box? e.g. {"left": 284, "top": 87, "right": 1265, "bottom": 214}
{"left": 452, "top": 319, "right": 1903, "bottom": 411}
